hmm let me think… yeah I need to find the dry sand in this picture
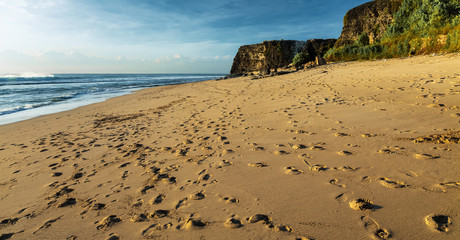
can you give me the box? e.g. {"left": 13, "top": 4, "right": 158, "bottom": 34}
{"left": 1, "top": 54, "right": 459, "bottom": 240}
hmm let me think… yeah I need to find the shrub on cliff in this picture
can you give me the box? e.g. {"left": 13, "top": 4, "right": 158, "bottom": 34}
{"left": 356, "top": 32, "right": 370, "bottom": 46}
{"left": 386, "top": 0, "right": 460, "bottom": 38}
{"left": 292, "top": 52, "right": 310, "bottom": 68}
{"left": 325, "top": 0, "right": 460, "bottom": 61}
{"left": 444, "top": 29, "right": 460, "bottom": 51}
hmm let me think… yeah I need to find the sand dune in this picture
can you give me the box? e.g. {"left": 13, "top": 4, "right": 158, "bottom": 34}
{"left": 1, "top": 54, "right": 459, "bottom": 240}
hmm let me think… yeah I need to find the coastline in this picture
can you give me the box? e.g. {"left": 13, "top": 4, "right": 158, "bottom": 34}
{"left": 0, "top": 77, "right": 220, "bottom": 130}
{"left": 1, "top": 54, "right": 459, "bottom": 239}
{"left": 0, "top": 74, "right": 225, "bottom": 126}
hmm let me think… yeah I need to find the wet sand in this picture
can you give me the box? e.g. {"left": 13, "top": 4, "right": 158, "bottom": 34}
{"left": 1, "top": 54, "right": 459, "bottom": 240}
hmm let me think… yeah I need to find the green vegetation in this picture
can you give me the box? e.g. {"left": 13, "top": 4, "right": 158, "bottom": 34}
{"left": 325, "top": 0, "right": 460, "bottom": 61}
{"left": 292, "top": 52, "right": 310, "bottom": 68}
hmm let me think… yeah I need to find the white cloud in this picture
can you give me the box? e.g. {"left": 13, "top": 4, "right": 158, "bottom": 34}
{"left": 0, "top": 0, "right": 356, "bottom": 73}
{"left": 0, "top": 50, "right": 232, "bottom": 74}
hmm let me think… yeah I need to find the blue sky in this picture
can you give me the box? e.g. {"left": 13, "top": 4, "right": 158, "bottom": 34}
{"left": 0, "top": 0, "right": 370, "bottom": 73}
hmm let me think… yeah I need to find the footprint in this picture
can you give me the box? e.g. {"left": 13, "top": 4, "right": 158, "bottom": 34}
{"left": 219, "top": 160, "right": 233, "bottom": 167}
{"left": 198, "top": 171, "right": 211, "bottom": 181}
{"left": 272, "top": 225, "right": 292, "bottom": 232}
{"left": 161, "top": 147, "right": 172, "bottom": 152}
{"left": 174, "top": 149, "right": 188, "bottom": 156}
{"left": 190, "top": 191, "right": 206, "bottom": 200}
{"left": 336, "top": 166, "right": 361, "bottom": 172}
{"left": 153, "top": 172, "right": 176, "bottom": 184}
{"left": 349, "top": 199, "right": 375, "bottom": 211}
{"left": 71, "top": 172, "right": 83, "bottom": 180}
{"left": 330, "top": 179, "right": 346, "bottom": 188}
{"left": 378, "top": 149, "right": 395, "bottom": 154}
{"left": 309, "top": 165, "right": 328, "bottom": 172}
{"left": 130, "top": 213, "right": 148, "bottom": 222}
{"left": 291, "top": 144, "right": 307, "bottom": 149}
{"left": 285, "top": 166, "right": 303, "bottom": 175}
{"left": 221, "top": 196, "right": 239, "bottom": 204}
{"left": 379, "top": 178, "right": 408, "bottom": 188}
{"left": 337, "top": 151, "right": 353, "bottom": 156}
{"left": 0, "top": 218, "right": 19, "bottom": 226}
{"left": 361, "top": 216, "right": 391, "bottom": 239}
{"left": 252, "top": 147, "right": 265, "bottom": 151}
{"left": 131, "top": 199, "right": 144, "bottom": 208}
{"left": 274, "top": 150, "right": 289, "bottom": 155}
{"left": 425, "top": 214, "right": 452, "bottom": 232}
{"left": 288, "top": 130, "right": 315, "bottom": 135}
{"left": 223, "top": 149, "right": 234, "bottom": 155}
{"left": 248, "top": 162, "right": 268, "bottom": 168}
{"left": 224, "top": 218, "right": 243, "bottom": 229}
{"left": 335, "top": 192, "right": 353, "bottom": 203}
{"left": 57, "top": 198, "right": 77, "bottom": 208}
{"left": 184, "top": 218, "right": 207, "bottom": 230}
{"left": 150, "top": 210, "right": 170, "bottom": 219}
{"left": 248, "top": 214, "right": 271, "bottom": 224}
{"left": 142, "top": 223, "right": 173, "bottom": 237}
{"left": 439, "top": 181, "right": 460, "bottom": 189}
{"left": 149, "top": 194, "right": 165, "bottom": 205}
{"left": 97, "top": 215, "right": 122, "bottom": 230}
{"left": 413, "top": 153, "right": 439, "bottom": 160}
{"left": 361, "top": 176, "right": 372, "bottom": 184}
{"left": 90, "top": 203, "right": 106, "bottom": 210}
{"left": 361, "top": 133, "right": 377, "bottom": 138}
{"left": 105, "top": 234, "right": 120, "bottom": 240}
{"left": 175, "top": 198, "right": 188, "bottom": 209}
{"left": 310, "top": 146, "right": 325, "bottom": 151}
{"left": 334, "top": 133, "right": 350, "bottom": 137}
{"left": 0, "top": 231, "right": 24, "bottom": 240}
{"left": 218, "top": 136, "right": 228, "bottom": 141}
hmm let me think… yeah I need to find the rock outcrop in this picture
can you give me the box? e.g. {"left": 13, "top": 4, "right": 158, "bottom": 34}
{"left": 230, "top": 39, "right": 337, "bottom": 76}
{"left": 230, "top": 40, "right": 306, "bottom": 76}
{"left": 301, "top": 39, "right": 337, "bottom": 62}
{"left": 334, "top": 0, "right": 403, "bottom": 47}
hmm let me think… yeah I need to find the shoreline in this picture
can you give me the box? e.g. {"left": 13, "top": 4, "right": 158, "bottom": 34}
{"left": 0, "top": 74, "right": 224, "bottom": 126}
{"left": 0, "top": 78, "right": 218, "bottom": 130}
{"left": 0, "top": 54, "right": 459, "bottom": 239}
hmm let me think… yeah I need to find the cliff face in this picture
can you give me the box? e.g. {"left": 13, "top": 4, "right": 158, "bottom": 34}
{"left": 302, "top": 39, "right": 337, "bottom": 62}
{"left": 230, "top": 39, "right": 337, "bottom": 75}
{"left": 230, "top": 40, "right": 306, "bottom": 75}
{"left": 334, "top": 0, "right": 403, "bottom": 47}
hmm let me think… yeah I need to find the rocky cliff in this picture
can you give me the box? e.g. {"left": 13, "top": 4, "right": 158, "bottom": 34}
{"left": 230, "top": 39, "right": 336, "bottom": 75}
{"left": 334, "top": 0, "right": 403, "bottom": 47}
{"left": 230, "top": 40, "right": 306, "bottom": 75}
{"left": 301, "top": 39, "right": 337, "bottom": 62}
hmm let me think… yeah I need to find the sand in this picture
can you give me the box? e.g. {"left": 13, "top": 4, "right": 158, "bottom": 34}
{"left": 0, "top": 54, "right": 459, "bottom": 240}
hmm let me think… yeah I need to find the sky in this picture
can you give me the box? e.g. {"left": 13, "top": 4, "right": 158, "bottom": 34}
{"left": 0, "top": 0, "right": 370, "bottom": 74}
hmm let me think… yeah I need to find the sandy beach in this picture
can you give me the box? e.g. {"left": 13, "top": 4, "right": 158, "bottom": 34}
{"left": 1, "top": 54, "right": 459, "bottom": 240}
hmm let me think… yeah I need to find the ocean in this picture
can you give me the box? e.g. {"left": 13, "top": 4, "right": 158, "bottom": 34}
{"left": 0, "top": 73, "right": 225, "bottom": 126}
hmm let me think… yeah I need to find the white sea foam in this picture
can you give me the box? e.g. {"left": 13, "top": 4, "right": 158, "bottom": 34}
{"left": 0, "top": 104, "right": 35, "bottom": 114}
{"left": 0, "top": 72, "right": 55, "bottom": 78}
{"left": 0, "top": 106, "right": 22, "bottom": 113}
{"left": 0, "top": 89, "right": 134, "bottom": 126}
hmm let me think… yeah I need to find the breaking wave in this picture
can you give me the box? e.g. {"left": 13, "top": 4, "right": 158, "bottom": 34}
{"left": 0, "top": 72, "right": 55, "bottom": 79}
